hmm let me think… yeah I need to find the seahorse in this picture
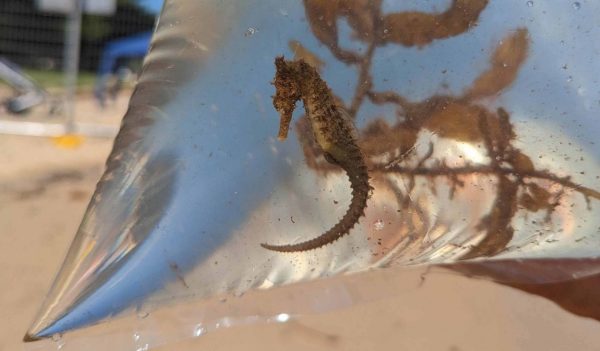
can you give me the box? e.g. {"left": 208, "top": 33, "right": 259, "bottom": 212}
{"left": 261, "top": 56, "right": 372, "bottom": 252}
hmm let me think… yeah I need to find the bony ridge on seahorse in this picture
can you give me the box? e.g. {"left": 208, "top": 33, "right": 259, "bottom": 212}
{"left": 261, "top": 56, "right": 372, "bottom": 253}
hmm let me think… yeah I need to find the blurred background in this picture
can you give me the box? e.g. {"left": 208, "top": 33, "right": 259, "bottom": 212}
{"left": 0, "top": 0, "right": 161, "bottom": 129}
{"left": 0, "top": 1, "right": 161, "bottom": 350}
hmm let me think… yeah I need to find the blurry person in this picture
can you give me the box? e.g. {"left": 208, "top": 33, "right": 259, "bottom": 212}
{"left": 94, "top": 0, "right": 163, "bottom": 107}
{"left": 93, "top": 31, "right": 152, "bottom": 107}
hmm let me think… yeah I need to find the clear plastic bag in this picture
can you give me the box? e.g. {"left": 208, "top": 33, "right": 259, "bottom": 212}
{"left": 25, "top": 1, "right": 600, "bottom": 349}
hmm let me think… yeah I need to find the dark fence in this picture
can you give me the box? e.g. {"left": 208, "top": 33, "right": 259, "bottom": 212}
{"left": 0, "top": 0, "right": 156, "bottom": 72}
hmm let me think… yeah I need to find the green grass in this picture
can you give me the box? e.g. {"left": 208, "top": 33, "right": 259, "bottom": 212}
{"left": 24, "top": 69, "right": 97, "bottom": 89}
{"left": 1, "top": 68, "right": 97, "bottom": 90}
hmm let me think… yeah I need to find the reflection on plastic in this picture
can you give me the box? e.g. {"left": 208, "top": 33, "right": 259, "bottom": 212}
{"left": 24, "top": 266, "right": 420, "bottom": 351}
{"left": 26, "top": 0, "right": 600, "bottom": 348}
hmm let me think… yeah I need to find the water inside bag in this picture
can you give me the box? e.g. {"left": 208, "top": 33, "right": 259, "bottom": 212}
{"left": 25, "top": 1, "right": 600, "bottom": 349}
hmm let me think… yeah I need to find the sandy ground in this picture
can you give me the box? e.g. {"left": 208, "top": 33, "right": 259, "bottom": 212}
{"left": 1, "top": 93, "right": 600, "bottom": 351}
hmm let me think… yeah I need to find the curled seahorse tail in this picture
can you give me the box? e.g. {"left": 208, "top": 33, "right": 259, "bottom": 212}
{"left": 261, "top": 157, "right": 371, "bottom": 253}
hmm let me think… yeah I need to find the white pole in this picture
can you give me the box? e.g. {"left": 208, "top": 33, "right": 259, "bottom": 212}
{"left": 63, "top": 0, "right": 83, "bottom": 134}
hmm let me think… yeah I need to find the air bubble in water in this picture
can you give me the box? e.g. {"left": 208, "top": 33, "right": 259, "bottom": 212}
{"left": 133, "top": 332, "right": 141, "bottom": 342}
{"left": 194, "top": 324, "right": 206, "bottom": 337}
{"left": 275, "top": 313, "right": 291, "bottom": 323}
{"left": 136, "top": 310, "right": 149, "bottom": 319}
{"left": 51, "top": 334, "right": 64, "bottom": 350}
{"left": 136, "top": 344, "right": 149, "bottom": 351}
{"left": 526, "top": 1, "right": 533, "bottom": 7}
{"left": 572, "top": 2, "right": 581, "bottom": 10}
{"left": 374, "top": 219, "right": 385, "bottom": 231}
{"left": 244, "top": 27, "right": 257, "bottom": 37}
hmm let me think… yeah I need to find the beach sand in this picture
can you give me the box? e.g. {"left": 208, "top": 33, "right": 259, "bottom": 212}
{"left": 1, "top": 92, "right": 599, "bottom": 351}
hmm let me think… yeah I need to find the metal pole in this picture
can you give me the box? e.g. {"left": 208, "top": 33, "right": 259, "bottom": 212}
{"left": 63, "top": 0, "right": 83, "bottom": 134}
{"left": 0, "top": 0, "right": 118, "bottom": 139}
